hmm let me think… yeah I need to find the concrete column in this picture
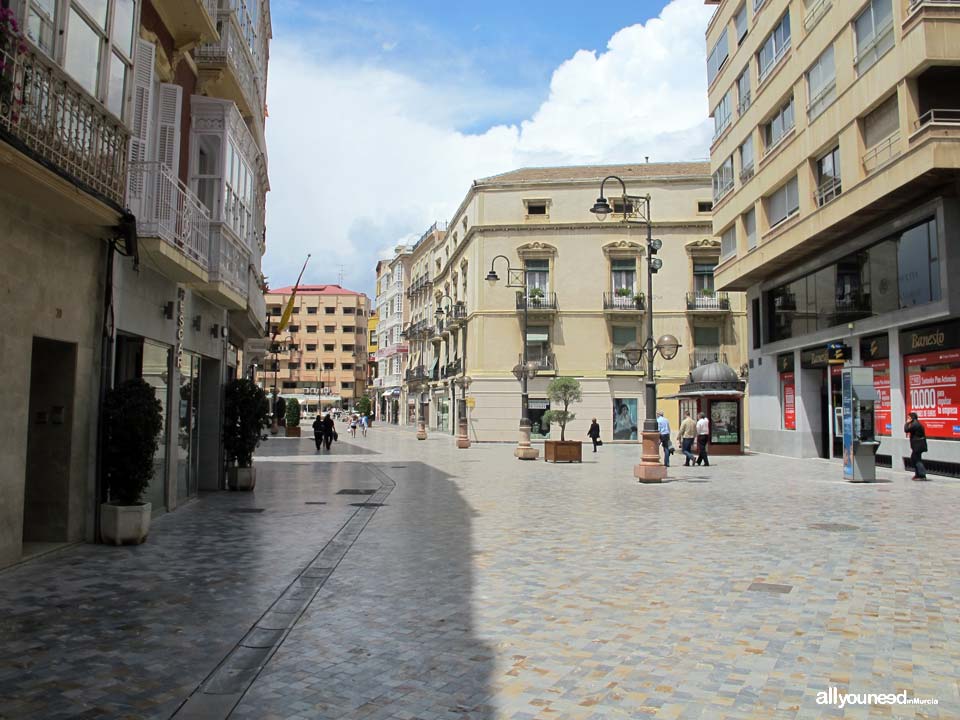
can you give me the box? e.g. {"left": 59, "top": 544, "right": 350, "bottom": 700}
{"left": 198, "top": 357, "right": 223, "bottom": 492}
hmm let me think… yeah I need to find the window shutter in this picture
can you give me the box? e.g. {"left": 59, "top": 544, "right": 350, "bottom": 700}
{"left": 156, "top": 83, "right": 183, "bottom": 177}
{"left": 127, "top": 39, "right": 156, "bottom": 212}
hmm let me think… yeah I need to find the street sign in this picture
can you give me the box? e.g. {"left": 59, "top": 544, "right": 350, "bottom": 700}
{"left": 466, "top": 397, "right": 476, "bottom": 408}
{"left": 244, "top": 338, "right": 272, "bottom": 359}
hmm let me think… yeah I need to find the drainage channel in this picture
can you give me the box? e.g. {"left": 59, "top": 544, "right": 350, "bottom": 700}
{"left": 172, "top": 463, "right": 397, "bottom": 719}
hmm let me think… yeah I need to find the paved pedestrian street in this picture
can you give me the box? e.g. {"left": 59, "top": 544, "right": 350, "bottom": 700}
{"left": 1, "top": 428, "right": 958, "bottom": 719}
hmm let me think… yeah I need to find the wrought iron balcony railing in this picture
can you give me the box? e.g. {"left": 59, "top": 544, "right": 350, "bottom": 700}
{"left": 0, "top": 43, "right": 130, "bottom": 207}
{"left": 603, "top": 291, "right": 645, "bottom": 311}
{"left": 522, "top": 353, "right": 556, "bottom": 372}
{"left": 690, "top": 347, "right": 727, "bottom": 369}
{"left": 128, "top": 161, "right": 211, "bottom": 267}
{"left": 686, "top": 291, "right": 731, "bottom": 310}
{"left": 209, "top": 223, "right": 249, "bottom": 298}
{"left": 195, "top": 7, "right": 266, "bottom": 121}
{"left": 607, "top": 352, "right": 642, "bottom": 372}
{"left": 515, "top": 291, "right": 558, "bottom": 311}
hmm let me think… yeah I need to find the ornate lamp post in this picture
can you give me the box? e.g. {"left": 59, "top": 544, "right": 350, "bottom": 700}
{"left": 591, "top": 177, "right": 681, "bottom": 482}
{"left": 487, "top": 255, "right": 540, "bottom": 460}
{"left": 454, "top": 375, "right": 472, "bottom": 448}
{"left": 435, "top": 294, "right": 457, "bottom": 435}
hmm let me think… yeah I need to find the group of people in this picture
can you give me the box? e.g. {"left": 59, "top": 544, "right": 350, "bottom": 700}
{"left": 587, "top": 410, "right": 711, "bottom": 467}
{"left": 311, "top": 412, "right": 370, "bottom": 450}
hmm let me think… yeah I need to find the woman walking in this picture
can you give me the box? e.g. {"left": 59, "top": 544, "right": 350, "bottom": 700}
{"left": 587, "top": 418, "right": 601, "bottom": 452}
{"left": 904, "top": 412, "right": 928, "bottom": 480}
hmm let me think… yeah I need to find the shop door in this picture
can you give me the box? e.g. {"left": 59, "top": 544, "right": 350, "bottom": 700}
{"left": 818, "top": 371, "right": 830, "bottom": 459}
{"left": 177, "top": 353, "right": 202, "bottom": 503}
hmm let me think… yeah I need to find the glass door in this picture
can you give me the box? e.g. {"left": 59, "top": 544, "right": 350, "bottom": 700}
{"left": 177, "top": 353, "right": 201, "bottom": 503}
{"left": 142, "top": 341, "right": 170, "bottom": 512}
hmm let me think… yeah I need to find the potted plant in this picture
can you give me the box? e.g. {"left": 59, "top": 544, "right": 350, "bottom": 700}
{"left": 542, "top": 376, "right": 583, "bottom": 463}
{"left": 633, "top": 292, "right": 644, "bottom": 309}
{"left": 224, "top": 378, "right": 269, "bottom": 490}
{"left": 285, "top": 398, "right": 301, "bottom": 436}
{"left": 529, "top": 286, "right": 545, "bottom": 306}
{"left": 100, "top": 379, "right": 163, "bottom": 545}
{"left": 615, "top": 287, "right": 632, "bottom": 297}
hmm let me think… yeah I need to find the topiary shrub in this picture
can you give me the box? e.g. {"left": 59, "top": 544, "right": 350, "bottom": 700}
{"left": 541, "top": 376, "right": 582, "bottom": 442}
{"left": 224, "top": 379, "right": 269, "bottom": 468}
{"left": 103, "top": 379, "right": 163, "bottom": 505}
{"left": 284, "top": 397, "right": 301, "bottom": 427}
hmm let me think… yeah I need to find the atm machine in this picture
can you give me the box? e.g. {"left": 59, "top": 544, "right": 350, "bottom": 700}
{"left": 841, "top": 367, "right": 880, "bottom": 482}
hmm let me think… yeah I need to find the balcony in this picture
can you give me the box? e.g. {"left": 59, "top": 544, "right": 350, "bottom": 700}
{"left": 447, "top": 303, "right": 468, "bottom": 326}
{"left": 199, "top": 224, "right": 247, "bottom": 310}
{"left": 523, "top": 353, "right": 556, "bottom": 373}
{"left": 515, "top": 291, "right": 558, "bottom": 312}
{"left": 603, "top": 291, "right": 645, "bottom": 313}
{"left": 0, "top": 44, "right": 129, "bottom": 210}
{"left": 152, "top": 0, "right": 219, "bottom": 48}
{"left": 686, "top": 291, "right": 731, "bottom": 311}
{"left": 913, "top": 108, "right": 960, "bottom": 136}
{"left": 803, "top": 0, "right": 831, "bottom": 32}
{"left": 230, "top": 264, "right": 266, "bottom": 340}
{"left": 195, "top": 5, "right": 266, "bottom": 126}
{"left": 815, "top": 176, "right": 842, "bottom": 207}
{"left": 128, "top": 162, "right": 211, "bottom": 283}
{"left": 606, "top": 352, "right": 643, "bottom": 373}
{"left": 862, "top": 132, "right": 901, "bottom": 174}
{"left": 690, "top": 347, "right": 727, "bottom": 369}
{"left": 404, "top": 366, "right": 428, "bottom": 384}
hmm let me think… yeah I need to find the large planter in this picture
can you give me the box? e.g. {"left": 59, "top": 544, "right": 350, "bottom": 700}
{"left": 100, "top": 502, "right": 152, "bottom": 545}
{"left": 285, "top": 426, "right": 301, "bottom": 437}
{"left": 544, "top": 440, "right": 583, "bottom": 463}
{"left": 228, "top": 466, "right": 257, "bottom": 491}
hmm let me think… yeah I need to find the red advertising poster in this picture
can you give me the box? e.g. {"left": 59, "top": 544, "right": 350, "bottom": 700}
{"left": 904, "top": 350, "right": 960, "bottom": 439}
{"left": 865, "top": 359, "right": 891, "bottom": 436}
{"left": 781, "top": 372, "right": 796, "bottom": 430}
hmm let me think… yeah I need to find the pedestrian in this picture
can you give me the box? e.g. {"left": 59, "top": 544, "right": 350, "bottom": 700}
{"left": 321, "top": 412, "right": 335, "bottom": 451}
{"left": 360, "top": 414, "right": 369, "bottom": 437}
{"left": 904, "top": 412, "right": 928, "bottom": 480}
{"left": 349, "top": 414, "right": 358, "bottom": 437}
{"left": 587, "top": 418, "right": 601, "bottom": 452}
{"left": 312, "top": 414, "right": 324, "bottom": 451}
{"left": 656, "top": 410, "right": 672, "bottom": 467}
{"left": 678, "top": 410, "right": 697, "bottom": 466}
{"left": 695, "top": 412, "right": 710, "bottom": 467}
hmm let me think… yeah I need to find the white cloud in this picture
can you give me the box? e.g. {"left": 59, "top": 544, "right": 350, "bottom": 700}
{"left": 263, "top": 0, "right": 714, "bottom": 295}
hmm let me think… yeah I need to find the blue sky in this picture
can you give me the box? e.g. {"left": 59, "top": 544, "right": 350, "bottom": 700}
{"left": 262, "top": 0, "right": 714, "bottom": 296}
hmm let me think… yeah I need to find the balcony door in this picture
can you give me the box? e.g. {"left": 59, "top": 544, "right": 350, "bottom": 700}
{"left": 525, "top": 259, "right": 549, "bottom": 297}
{"left": 694, "top": 262, "right": 716, "bottom": 293}
{"left": 526, "top": 326, "right": 550, "bottom": 368}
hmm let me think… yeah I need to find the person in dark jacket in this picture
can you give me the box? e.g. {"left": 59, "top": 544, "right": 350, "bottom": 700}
{"left": 312, "top": 415, "right": 324, "bottom": 451}
{"left": 321, "top": 413, "right": 335, "bottom": 451}
{"left": 904, "top": 412, "right": 928, "bottom": 480}
{"left": 587, "top": 418, "right": 601, "bottom": 452}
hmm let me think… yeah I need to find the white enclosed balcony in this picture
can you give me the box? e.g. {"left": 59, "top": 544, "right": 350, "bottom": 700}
{"left": 201, "top": 223, "right": 248, "bottom": 309}
{"left": 128, "top": 161, "right": 211, "bottom": 283}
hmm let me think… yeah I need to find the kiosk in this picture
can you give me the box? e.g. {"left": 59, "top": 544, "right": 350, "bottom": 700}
{"left": 841, "top": 367, "right": 880, "bottom": 482}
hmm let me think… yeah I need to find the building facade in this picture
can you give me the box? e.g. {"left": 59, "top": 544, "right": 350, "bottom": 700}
{"left": 385, "top": 163, "right": 748, "bottom": 445}
{"left": 367, "top": 308, "right": 379, "bottom": 396}
{"left": 705, "top": 0, "right": 960, "bottom": 469}
{"left": 373, "top": 249, "right": 412, "bottom": 423}
{"left": 263, "top": 285, "right": 369, "bottom": 413}
{"left": 1, "top": 0, "right": 270, "bottom": 568}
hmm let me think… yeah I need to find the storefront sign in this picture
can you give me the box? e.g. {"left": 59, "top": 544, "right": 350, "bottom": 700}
{"left": 710, "top": 401, "right": 739, "bottom": 444}
{"left": 174, "top": 288, "right": 185, "bottom": 371}
{"left": 465, "top": 397, "right": 476, "bottom": 408}
{"left": 529, "top": 399, "right": 549, "bottom": 410}
{"left": 827, "top": 342, "right": 851, "bottom": 364}
{"left": 860, "top": 334, "right": 889, "bottom": 362}
{"left": 900, "top": 319, "right": 960, "bottom": 355}
{"left": 777, "top": 353, "right": 794, "bottom": 373}
{"left": 904, "top": 349, "right": 960, "bottom": 439}
{"left": 781, "top": 372, "right": 796, "bottom": 430}
{"left": 802, "top": 344, "right": 850, "bottom": 368}
{"left": 613, "top": 398, "right": 638, "bottom": 440}
{"left": 865, "top": 359, "right": 891, "bottom": 436}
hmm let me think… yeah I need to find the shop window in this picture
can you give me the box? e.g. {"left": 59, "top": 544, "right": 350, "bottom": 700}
{"left": 710, "top": 401, "right": 740, "bottom": 444}
{"left": 904, "top": 348, "right": 960, "bottom": 440}
{"left": 613, "top": 398, "right": 639, "bottom": 440}
{"left": 529, "top": 398, "right": 551, "bottom": 438}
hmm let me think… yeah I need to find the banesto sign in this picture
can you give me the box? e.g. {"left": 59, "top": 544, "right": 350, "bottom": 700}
{"left": 900, "top": 319, "right": 960, "bottom": 355}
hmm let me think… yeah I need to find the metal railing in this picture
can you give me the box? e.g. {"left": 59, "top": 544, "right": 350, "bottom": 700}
{"left": 815, "top": 175, "right": 842, "bottom": 207}
{"left": 209, "top": 223, "right": 248, "bottom": 297}
{"left": 523, "top": 353, "right": 556, "bottom": 372}
{"left": 803, "top": 0, "right": 832, "bottom": 31}
{"left": 247, "top": 265, "right": 266, "bottom": 328}
{"left": 128, "top": 162, "right": 211, "bottom": 267}
{"left": 686, "top": 291, "right": 731, "bottom": 310}
{"left": 862, "top": 131, "right": 901, "bottom": 173}
{"left": 447, "top": 303, "right": 467, "bottom": 323}
{"left": 739, "top": 163, "right": 755, "bottom": 183}
{"left": 853, "top": 17, "right": 894, "bottom": 76}
{"left": 758, "top": 39, "right": 790, "bottom": 84}
{"left": 690, "top": 347, "right": 727, "bottom": 369}
{"left": 713, "top": 175, "right": 734, "bottom": 202}
{"left": 603, "top": 291, "right": 645, "bottom": 310}
{"left": 607, "top": 352, "right": 642, "bottom": 372}
{"left": 0, "top": 43, "right": 130, "bottom": 207}
{"left": 737, "top": 89, "right": 751, "bottom": 116}
{"left": 196, "top": 8, "right": 266, "bottom": 119}
{"left": 909, "top": 0, "right": 960, "bottom": 9}
{"left": 807, "top": 79, "right": 836, "bottom": 121}
{"left": 914, "top": 108, "right": 960, "bottom": 130}
{"left": 404, "top": 366, "right": 428, "bottom": 383}
{"left": 516, "top": 291, "right": 558, "bottom": 310}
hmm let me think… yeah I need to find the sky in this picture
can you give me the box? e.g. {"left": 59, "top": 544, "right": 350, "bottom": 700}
{"left": 262, "top": 0, "right": 716, "bottom": 297}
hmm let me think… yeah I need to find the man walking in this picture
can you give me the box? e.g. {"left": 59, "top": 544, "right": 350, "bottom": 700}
{"left": 678, "top": 411, "right": 697, "bottom": 466}
{"left": 656, "top": 410, "right": 672, "bottom": 467}
{"left": 904, "top": 412, "right": 928, "bottom": 480}
{"left": 587, "top": 418, "right": 601, "bottom": 452}
{"left": 695, "top": 412, "right": 710, "bottom": 467}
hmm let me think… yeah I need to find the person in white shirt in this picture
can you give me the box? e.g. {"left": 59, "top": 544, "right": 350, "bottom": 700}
{"left": 695, "top": 412, "right": 710, "bottom": 467}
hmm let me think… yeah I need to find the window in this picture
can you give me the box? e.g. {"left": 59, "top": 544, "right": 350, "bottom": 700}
{"left": 307, "top": 306, "right": 318, "bottom": 314}
{"left": 612, "top": 326, "right": 636, "bottom": 353}
{"left": 62, "top": 0, "right": 134, "bottom": 117}
{"left": 763, "top": 96, "right": 795, "bottom": 152}
{"left": 720, "top": 225, "right": 737, "bottom": 260}
{"left": 525, "top": 200, "right": 549, "bottom": 216}
{"left": 343, "top": 326, "right": 355, "bottom": 333}
{"left": 305, "top": 344, "right": 317, "bottom": 351}
{"left": 757, "top": 11, "right": 791, "bottom": 82}
{"left": 713, "top": 90, "right": 733, "bottom": 139}
{"left": 744, "top": 207, "right": 757, "bottom": 249}
{"left": 288, "top": 362, "right": 300, "bottom": 370}
{"left": 712, "top": 156, "right": 734, "bottom": 202}
{"left": 855, "top": 0, "right": 893, "bottom": 75}
{"left": 324, "top": 325, "right": 335, "bottom": 333}
{"left": 816, "top": 145, "right": 841, "bottom": 206}
{"left": 525, "top": 259, "right": 549, "bottom": 294}
{"left": 694, "top": 261, "right": 717, "bottom": 291}
{"left": 694, "top": 326, "right": 721, "bottom": 347}
{"left": 305, "top": 363, "right": 317, "bottom": 370}
{"left": 698, "top": 201, "right": 714, "bottom": 213}
{"left": 611, "top": 259, "right": 636, "bottom": 293}
{"left": 325, "top": 307, "right": 336, "bottom": 314}
{"left": 324, "top": 344, "right": 335, "bottom": 351}
{"left": 736, "top": 69, "right": 751, "bottom": 114}
{"left": 707, "top": 28, "right": 729, "bottom": 85}
{"left": 343, "top": 344, "right": 355, "bottom": 352}
{"left": 752, "top": 298, "right": 761, "bottom": 348}
{"left": 342, "top": 363, "right": 354, "bottom": 370}
{"left": 291, "top": 306, "right": 300, "bottom": 314}
{"left": 864, "top": 94, "right": 899, "bottom": 148}
{"left": 739, "top": 135, "right": 754, "bottom": 180}
{"left": 343, "top": 307, "right": 355, "bottom": 314}
{"left": 306, "top": 325, "right": 317, "bottom": 333}
{"left": 526, "top": 325, "right": 551, "bottom": 364}
{"left": 734, "top": 4, "right": 748, "bottom": 43}
{"left": 323, "top": 362, "right": 335, "bottom": 370}
{"left": 766, "top": 176, "right": 799, "bottom": 228}
{"left": 806, "top": 45, "right": 836, "bottom": 120}
{"left": 342, "top": 382, "right": 354, "bottom": 390}
{"left": 288, "top": 325, "right": 299, "bottom": 332}
{"left": 270, "top": 306, "right": 281, "bottom": 316}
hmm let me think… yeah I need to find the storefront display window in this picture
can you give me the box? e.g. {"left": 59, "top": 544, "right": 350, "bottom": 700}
{"left": 904, "top": 349, "right": 960, "bottom": 439}
{"left": 142, "top": 342, "right": 169, "bottom": 512}
{"left": 529, "top": 399, "right": 550, "bottom": 438}
{"left": 781, "top": 372, "right": 796, "bottom": 430}
{"left": 612, "top": 398, "right": 638, "bottom": 440}
{"left": 710, "top": 401, "right": 739, "bottom": 443}
{"left": 177, "top": 353, "right": 201, "bottom": 503}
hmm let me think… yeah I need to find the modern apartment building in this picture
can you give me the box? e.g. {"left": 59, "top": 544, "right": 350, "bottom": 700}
{"left": 705, "top": 0, "right": 960, "bottom": 469}
{"left": 1, "top": 0, "right": 270, "bottom": 568}
{"left": 385, "top": 163, "right": 749, "bottom": 445}
{"left": 373, "top": 249, "right": 412, "bottom": 423}
{"left": 263, "top": 286, "right": 369, "bottom": 411}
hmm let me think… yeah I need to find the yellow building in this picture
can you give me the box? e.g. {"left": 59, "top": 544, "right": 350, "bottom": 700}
{"left": 367, "top": 308, "right": 379, "bottom": 391}
{"left": 264, "top": 286, "right": 370, "bottom": 412}
{"left": 705, "top": 0, "right": 960, "bottom": 467}
{"left": 390, "top": 163, "right": 749, "bottom": 445}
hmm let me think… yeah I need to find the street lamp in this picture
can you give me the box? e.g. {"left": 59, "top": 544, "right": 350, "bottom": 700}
{"left": 488, "top": 254, "right": 539, "bottom": 460}
{"left": 435, "top": 293, "right": 458, "bottom": 436}
{"left": 591, "top": 176, "right": 681, "bottom": 483}
{"left": 454, "top": 375, "right": 472, "bottom": 448}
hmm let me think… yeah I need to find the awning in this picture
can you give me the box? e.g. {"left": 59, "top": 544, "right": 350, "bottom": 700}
{"left": 659, "top": 390, "right": 745, "bottom": 399}
{"left": 526, "top": 332, "right": 549, "bottom": 342}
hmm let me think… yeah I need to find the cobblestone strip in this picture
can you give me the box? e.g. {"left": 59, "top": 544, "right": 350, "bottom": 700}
{"left": 171, "top": 463, "right": 396, "bottom": 720}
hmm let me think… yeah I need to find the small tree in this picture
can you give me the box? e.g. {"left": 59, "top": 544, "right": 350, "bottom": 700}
{"left": 103, "top": 379, "right": 163, "bottom": 505}
{"left": 356, "top": 396, "right": 372, "bottom": 417}
{"left": 541, "top": 376, "right": 582, "bottom": 442}
{"left": 224, "top": 379, "right": 269, "bottom": 468}
{"left": 284, "top": 397, "right": 301, "bottom": 426}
